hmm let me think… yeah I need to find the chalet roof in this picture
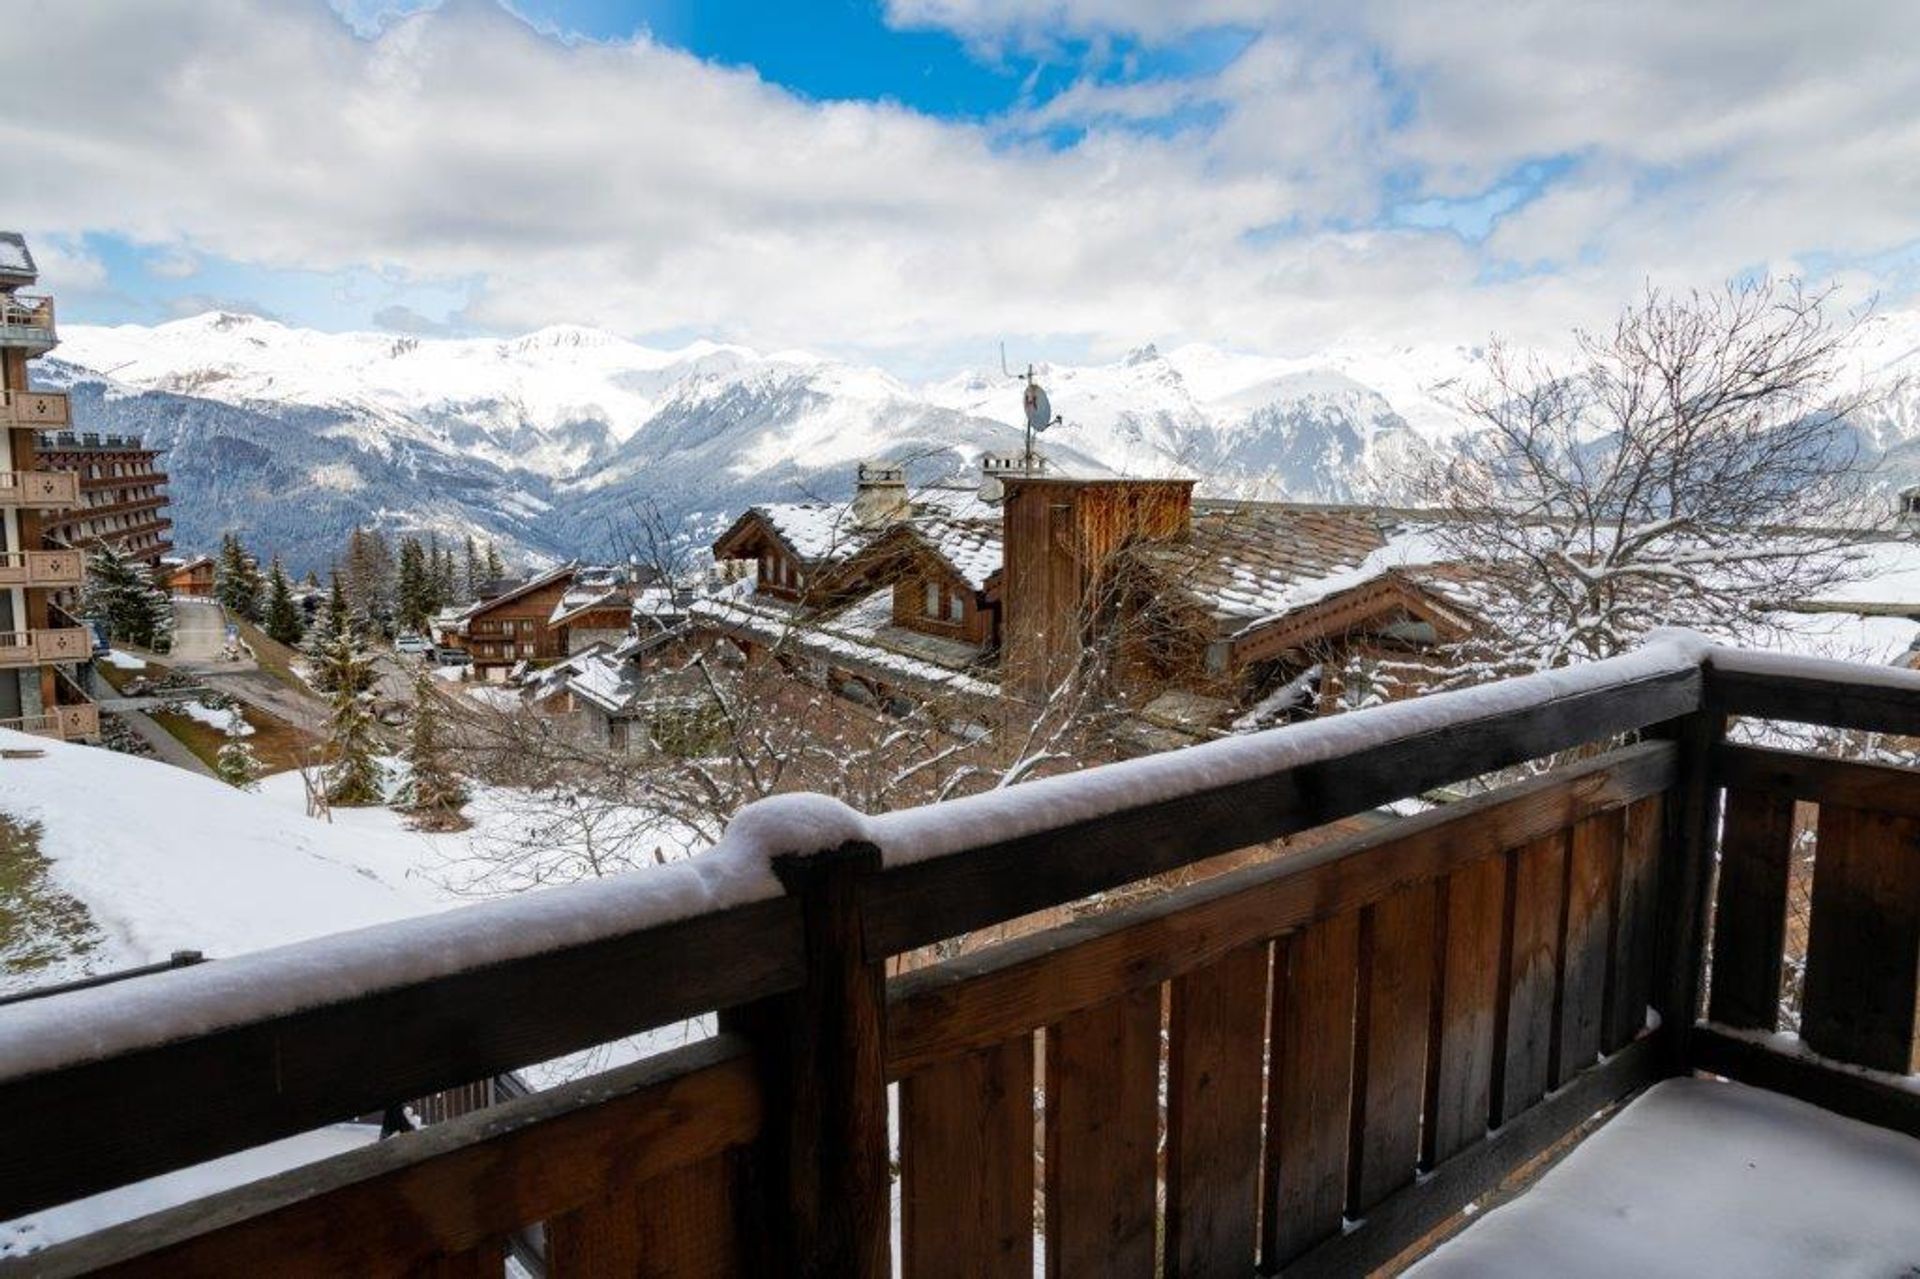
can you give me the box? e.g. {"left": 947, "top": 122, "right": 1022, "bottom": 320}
{"left": 548, "top": 584, "right": 628, "bottom": 627}
{"left": 1137, "top": 504, "right": 1393, "bottom": 627}
{"left": 460, "top": 562, "right": 577, "bottom": 620}
{"left": 911, "top": 518, "right": 1002, "bottom": 592}
{"left": 715, "top": 484, "right": 1005, "bottom": 571}
{"left": 0, "top": 232, "right": 36, "bottom": 287}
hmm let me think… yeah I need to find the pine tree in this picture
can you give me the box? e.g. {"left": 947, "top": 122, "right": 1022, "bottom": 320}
{"left": 215, "top": 712, "right": 263, "bottom": 791}
{"left": 430, "top": 537, "right": 456, "bottom": 611}
{"left": 396, "top": 536, "right": 432, "bottom": 632}
{"left": 263, "top": 556, "right": 305, "bottom": 646}
{"left": 83, "top": 543, "right": 174, "bottom": 651}
{"left": 320, "top": 634, "right": 385, "bottom": 806}
{"left": 396, "top": 671, "right": 468, "bottom": 830}
{"left": 304, "top": 573, "right": 356, "bottom": 693}
{"left": 462, "top": 535, "right": 480, "bottom": 601}
{"left": 484, "top": 540, "right": 503, "bottom": 581}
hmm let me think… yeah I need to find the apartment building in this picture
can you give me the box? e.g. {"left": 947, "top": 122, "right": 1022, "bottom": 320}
{"left": 0, "top": 232, "right": 98, "bottom": 740}
{"left": 36, "top": 431, "right": 174, "bottom": 567}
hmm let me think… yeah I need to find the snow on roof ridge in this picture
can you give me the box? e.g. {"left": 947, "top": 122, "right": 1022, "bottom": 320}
{"left": 0, "top": 788, "right": 868, "bottom": 1082}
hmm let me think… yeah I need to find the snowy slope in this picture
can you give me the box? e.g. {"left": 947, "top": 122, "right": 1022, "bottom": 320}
{"left": 41, "top": 309, "right": 1920, "bottom": 572}
{"left": 0, "top": 730, "right": 449, "bottom": 988}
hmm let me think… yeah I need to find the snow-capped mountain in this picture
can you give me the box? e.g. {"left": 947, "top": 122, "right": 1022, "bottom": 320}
{"left": 38, "top": 309, "right": 1920, "bottom": 574}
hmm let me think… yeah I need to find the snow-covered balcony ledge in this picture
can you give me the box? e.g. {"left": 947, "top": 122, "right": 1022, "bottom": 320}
{"left": 2, "top": 637, "right": 1918, "bottom": 1276}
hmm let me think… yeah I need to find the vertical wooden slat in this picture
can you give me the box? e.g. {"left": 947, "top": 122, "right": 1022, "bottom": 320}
{"left": 1705, "top": 790, "right": 1796, "bottom": 1031}
{"left": 1801, "top": 805, "right": 1920, "bottom": 1074}
{"left": 1165, "top": 940, "right": 1270, "bottom": 1278}
{"left": 1044, "top": 987, "right": 1160, "bottom": 1277}
{"left": 1348, "top": 884, "right": 1436, "bottom": 1214}
{"left": 1555, "top": 811, "right": 1620, "bottom": 1086}
{"left": 546, "top": 1156, "right": 740, "bottom": 1278}
{"left": 1424, "top": 854, "right": 1507, "bottom": 1166}
{"left": 1607, "top": 795, "right": 1664, "bottom": 1050}
{"left": 1650, "top": 709, "right": 1726, "bottom": 1072}
{"left": 900, "top": 1036, "right": 1035, "bottom": 1279}
{"left": 1263, "top": 914, "right": 1359, "bottom": 1269}
{"left": 1499, "top": 833, "right": 1565, "bottom": 1122}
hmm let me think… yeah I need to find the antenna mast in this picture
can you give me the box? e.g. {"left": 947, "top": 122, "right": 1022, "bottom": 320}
{"left": 999, "top": 342, "right": 1058, "bottom": 474}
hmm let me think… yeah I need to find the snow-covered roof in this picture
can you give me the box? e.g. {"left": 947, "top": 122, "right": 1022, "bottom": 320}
{"left": 911, "top": 518, "right": 1003, "bottom": 591}
{"left": 463, "top": 561, "right": 577, "bottom": 618}
{"left": 0, "top": 232, "right": 35, "bottom": 285}
{"left": 690, "top": 589, "right": 998, "bottom": 700}
{"left": 548, "top": 583, "right": 628, "bottom": 626}
{"left": 1139, "top": 503, "right": 1394, "bottom": 625}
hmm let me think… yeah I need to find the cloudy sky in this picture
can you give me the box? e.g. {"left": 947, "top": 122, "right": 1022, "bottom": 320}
{"left": 7, "top": 0, "right": 1917, "bottom": 375}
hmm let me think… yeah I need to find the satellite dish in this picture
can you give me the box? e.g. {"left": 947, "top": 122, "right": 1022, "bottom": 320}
{"left": 1024, "top": 382, "right": 1053, "bottom": 434}
{"left": 978, "top": 475, "right": 1006, "bottom": 505}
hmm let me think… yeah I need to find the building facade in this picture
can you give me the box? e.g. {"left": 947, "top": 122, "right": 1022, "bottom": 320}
{"left": 35, "top": 431, "right": 173, "bottom": 567}
{"left": 0, "top": 233, "right": 98, "bottom": 740}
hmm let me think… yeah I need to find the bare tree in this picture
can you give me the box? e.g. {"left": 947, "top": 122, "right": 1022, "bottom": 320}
{"left": 1416, "top": 280, "right": 1884, "bottom": 683}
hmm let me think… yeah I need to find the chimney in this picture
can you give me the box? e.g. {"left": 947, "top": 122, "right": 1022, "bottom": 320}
{"left": 851, "top": 461, "right": 909, "bottom": 529}
{"left": 999, "top": 474, "right": 1196, "bottom": 702}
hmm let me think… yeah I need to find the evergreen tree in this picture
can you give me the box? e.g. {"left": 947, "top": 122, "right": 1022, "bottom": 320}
{"left": 396, "top": 536, "right": 432, "bottom": 632}
{"left": 395, "top": 671, "right": 468, "bottom": 830}
{"left": 83, "top": 543, "right": 174, "bottom": 652}
{"left": 215, "top": 712, "right": 263, "bottom": 791}
{"left": 462, "top": 535, "right": 480, "bottom": 601}
{"left": 304, "top": 573, "right": 358, "bottom": 694}
{"left": 342, "top": 526, "right": 396, "bottom": 630}
{"left": 430, "top": 537, "right": 456, "bottom": 610}
{"left": 320, "top": 634, "right": 385, "bottom": 806}
{"left": 263, "top": 556, "right": 305, "bottom": 646}
{"left": 213, "top": 532, "right": 261, "bottom": 621}
{"left": 484, "top": 540, "right": 503, "bottom": 581}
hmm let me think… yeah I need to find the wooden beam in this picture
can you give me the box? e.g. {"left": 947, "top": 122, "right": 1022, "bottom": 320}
{"left": 21, "top": 1037, "right": 762, "bottom": 1278}
{"left": 1687, "top": 1026, "right": 1920, "bottom": 1141}
{"left": 0, "top": 897, "right": 802, "bottom": 1222}
{"left": 885, "top": 742, "right": 1675, "bottom": 1078}
{"left": 1709, "top": 664, "right": 1920, "bottom": 738}
{"left": 864, "top": 666, "right": 1701, "bottom": 956}
{"left": 1715, "top": 743, "right": 1920, "bottom": 820}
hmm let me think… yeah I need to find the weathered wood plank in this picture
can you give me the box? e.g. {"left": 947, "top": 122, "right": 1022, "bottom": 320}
{"left": 1687, "top": 1026, "right": 1920, "bottom": 1141}
{"left": 1648, "top": 708, "right": 1726, "bottom": 1072}
{"left": 410, "top": 1239, "right": 503, "bottom": 1279}
{"left": 1554, "top": 811, "right": 1619, "bottom": 1086}
{"left": 899, "top": 1036, "right": 1035, "bottom": 1279}
{"left": 886, "top": 742, "right": 1675, "bottom": 1079}
{"left": 1285, "top": 1036, "right": 1661, "bottom": 1279}
{"left": 546, "top": 1156, "right": 741, "bottom": 1278}
{"left": 1044, "top": 988, "right": 1160, "bottom": 1277}
{"left": 1715, "top": 743, "right": 1920, "bottom": 819}
{"left": 0, "top": 897, "right": 803, "bottom": 1222}
{"left": 23, "top": 1037, "right": 762, "bottom": 1278}
{"left": 1165, "top": 942, "right": 1270, "bottom": 1279}
{"left": 1348, "top": 885, "right": 1436, "bottom": 1214}
{"left": 1264, "top": 916, "right": 1360, "bottom": 1270}
{"left": 865, "top": 669, "right": 1699, "bottom": 956}
{"left": 1709, "top": 664, "right": 1920, "bottom": 739}
{"left": 1705, "top": 789, "right": 1796, "bottom": 1031}
{"left": 1499, "top": 834, "right": 1565, "bottom": 1122}
{"left": 1424, "top": 854, "right": 1506, "bottom": 1167}
{"left": 1800, "top": 805, "right": 1920, "bottom": 1074}
{"left": 1607, "top": 795, "right": 1663, "bottom": 1051}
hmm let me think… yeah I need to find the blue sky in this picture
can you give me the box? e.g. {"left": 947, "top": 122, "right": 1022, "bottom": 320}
{"left": 13, "top": 0, "right": 1917, "bottom": 372}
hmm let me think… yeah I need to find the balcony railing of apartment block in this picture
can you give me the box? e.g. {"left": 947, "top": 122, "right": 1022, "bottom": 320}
{"left": 0, "top": 469, "right": 81, "bottom": 509}
{"left": 0, "top": 548, "right": 85, "bottom": 589}
{"left": 0, "top": 639, "right": 1916, "bottom": 1276}
{"left": 0, "top": 388, "right": 69, "bottom": 429}
{"left": 0, "top": 294, "right": 55, "bottom": 351}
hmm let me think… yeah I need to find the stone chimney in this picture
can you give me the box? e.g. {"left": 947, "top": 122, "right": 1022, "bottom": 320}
{"left": 851, "top": 461, "right": 909, "bottom": 529}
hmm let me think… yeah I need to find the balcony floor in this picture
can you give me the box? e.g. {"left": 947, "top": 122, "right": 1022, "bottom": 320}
{"left": 1408, "top": 1077, "right": 1920, "bottom": 1278}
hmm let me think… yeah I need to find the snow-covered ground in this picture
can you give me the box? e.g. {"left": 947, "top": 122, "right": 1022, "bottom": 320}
{"left": 172, "top": 700, "right": 253, "bottom": 736}
{"left": 100, "top": 650, "right": 146, "bottom": 671}
{"left": 1408, "top": 1077, "right": 1920, "bottom": 1277}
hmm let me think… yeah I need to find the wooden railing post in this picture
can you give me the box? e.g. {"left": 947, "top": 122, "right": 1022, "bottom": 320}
{"left": 731, "top": 840, "right": 891, "bottom": 1277}
{"left": 1649, "top": 704, "right": 1725, "bottom": 1072}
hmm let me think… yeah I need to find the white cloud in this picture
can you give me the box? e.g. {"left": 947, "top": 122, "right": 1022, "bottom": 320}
{"left": 4, "top": 0, "right": 1918, "bottom": 370}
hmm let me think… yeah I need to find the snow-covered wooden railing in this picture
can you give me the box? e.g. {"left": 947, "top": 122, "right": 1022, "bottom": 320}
{"left": 3, "top": 637, "right": 1918, "bottom": 1276}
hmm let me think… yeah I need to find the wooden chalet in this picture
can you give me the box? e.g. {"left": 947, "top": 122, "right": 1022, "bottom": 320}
{"left": 163, "top": 555, "right": 216, "bottom": 599}
{"left": 446, "top": 564, "right": 578, "bottom": 679}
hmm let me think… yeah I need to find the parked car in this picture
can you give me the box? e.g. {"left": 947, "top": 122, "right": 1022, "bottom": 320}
{"left": 394, "top": 633, "right": 432, "bottom": 656}
{"left": 433, "top": 646, "right": 472, "bottom": 667}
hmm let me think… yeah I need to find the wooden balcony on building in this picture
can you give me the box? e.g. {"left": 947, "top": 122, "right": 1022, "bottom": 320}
{"left": 0, "top": 700, "right": 101, "bottom": 742}
{"left": 1, "top": 645, "right": 1918, "bottom": 1276}
{"left": 0, "top": 469, "right": 80, "bottom": 509}
{"left": 0, "top": 293, "right": 55, "bottom": 353}
{"left": 0, "top": 388, "right": 69, "bottom": 429}
{"left": 0, "top": 548, "right": 84, "bottom": 588}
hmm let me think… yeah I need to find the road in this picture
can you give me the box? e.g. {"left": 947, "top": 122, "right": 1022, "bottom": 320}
{"left": 164, "top": 598, "right": 333, "bottom": 734}
{"left": 169, "top": 597, "right": 231, "bottom": 664}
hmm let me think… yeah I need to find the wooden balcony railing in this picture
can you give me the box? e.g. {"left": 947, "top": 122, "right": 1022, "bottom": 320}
{"left": 0, "top": 469, "right": 81, "bottom": 509}
{"left": 0, "top": 701, "right": 100, "bottom": 742}
{"left": 0, "top": 549, "right": 85, "bottom": 588}
{"left": 0, "top": 641, "right": 1915, "bottom": 1277}
{"left": 0, "top": 293, "right": 55, "bottom": 350}
{"left": 0, "top": 389, "right": 70, "bottom": 429}
{"left": 0, "top": 625, "right": 90, "bottom": 667}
